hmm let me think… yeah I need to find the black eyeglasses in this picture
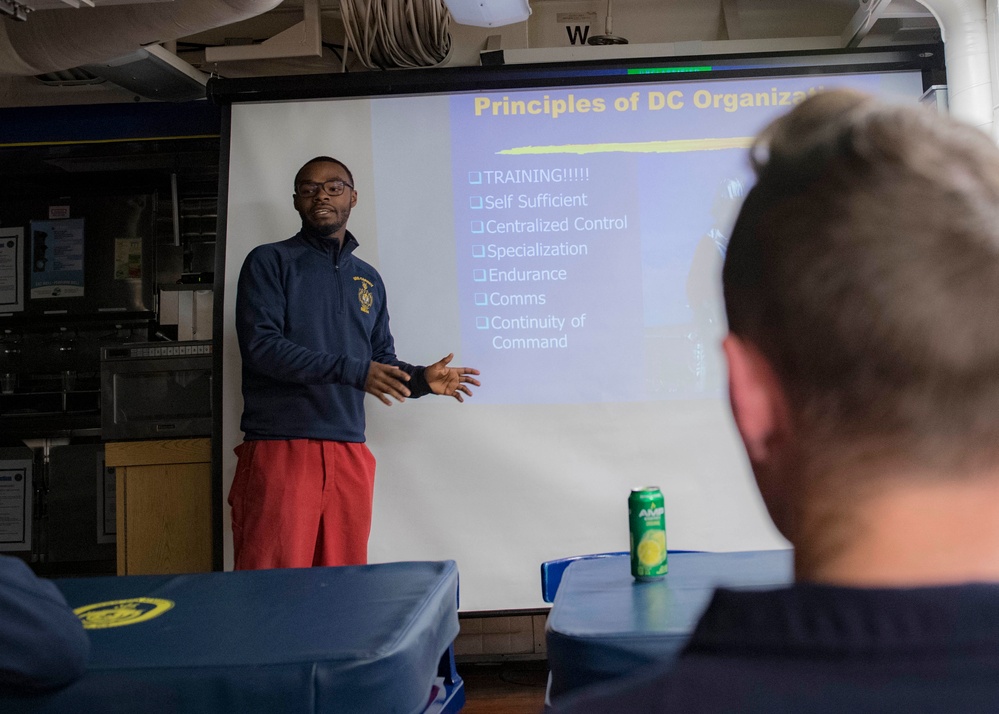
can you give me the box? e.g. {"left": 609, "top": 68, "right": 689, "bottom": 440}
{"left": 296, "top": 180, "right": 354, "bottom": 198}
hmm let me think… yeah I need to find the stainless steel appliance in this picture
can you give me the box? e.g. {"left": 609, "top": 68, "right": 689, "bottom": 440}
{"left": 100, "top": 341, "right": 213, "bottom": 441}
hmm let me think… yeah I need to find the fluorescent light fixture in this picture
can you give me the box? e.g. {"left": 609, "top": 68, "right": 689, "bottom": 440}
{"left": 443, "top": 0, "right": 530, "bottom": 27}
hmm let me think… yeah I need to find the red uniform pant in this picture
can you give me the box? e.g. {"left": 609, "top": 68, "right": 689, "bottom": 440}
{"left": 229, "top": 439, "right": 376, "bottom": 569}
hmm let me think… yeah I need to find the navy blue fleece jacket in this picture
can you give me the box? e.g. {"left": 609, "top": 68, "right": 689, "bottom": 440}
{"left": 0, "top": 555, "right": 89, "bottom": 692}
{"left": 236, "top": 228, "right": 428, "bottom": 442}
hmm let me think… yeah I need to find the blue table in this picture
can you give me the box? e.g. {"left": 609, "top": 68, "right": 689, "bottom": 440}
{"left": 546, "top": 550, "right": 793, "bottom": 701}
{"left": 2, "top": 561, "right": 463, "bottom": 714}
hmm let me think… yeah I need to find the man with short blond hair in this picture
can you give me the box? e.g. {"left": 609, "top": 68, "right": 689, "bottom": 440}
{"left": 553, "top": 89, "right": 999, "bottom": 712}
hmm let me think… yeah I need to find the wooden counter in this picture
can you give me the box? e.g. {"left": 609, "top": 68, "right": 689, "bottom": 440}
{"left": 105, "top": 438, "right": 212, "bottom": 575}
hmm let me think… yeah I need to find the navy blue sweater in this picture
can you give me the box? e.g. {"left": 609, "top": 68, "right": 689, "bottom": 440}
{"left": 0, "top": 555, "right": 89, "bottom": 692}
{"left": 236, "top": 228, "right": 427, "bottom": 442}
{"left": 551, "top": 582, "right": 999, "bottom": 713}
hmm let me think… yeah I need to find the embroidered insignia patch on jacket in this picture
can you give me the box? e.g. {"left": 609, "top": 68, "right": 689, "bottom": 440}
{"left": 354, "top": 276, "right": 374, "bottom": 314}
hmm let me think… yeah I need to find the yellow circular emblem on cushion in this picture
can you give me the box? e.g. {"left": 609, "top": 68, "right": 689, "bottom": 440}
{"left": 74, "top": 598, "right": 175, "bottom": 629}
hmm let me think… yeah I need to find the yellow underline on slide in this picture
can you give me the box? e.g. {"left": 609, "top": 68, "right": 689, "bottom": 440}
{"left": 498, "top": 137, "right": 754, "bottom": 156}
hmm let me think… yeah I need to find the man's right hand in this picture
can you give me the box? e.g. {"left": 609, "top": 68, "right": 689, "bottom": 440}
{"left": 364, "top": 362, "right": 411, "bottom": 405}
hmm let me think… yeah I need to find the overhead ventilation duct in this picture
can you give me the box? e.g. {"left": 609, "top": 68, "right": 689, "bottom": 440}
{"left": 0, "top": 0, "right": 284, "bottom": 76}
{"left": 34, "top": 67, "right": 105, "bottom": 87}
{"left": 205, "top": 0, "right": 322, "bottom": 63}
{"left": 81, "top": 44, "right": 209, "bottom": 101}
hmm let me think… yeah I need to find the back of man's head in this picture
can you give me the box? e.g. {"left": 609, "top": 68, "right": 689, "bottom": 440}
{"left": 723, "top": 89, "right": 999, "bottom": 477}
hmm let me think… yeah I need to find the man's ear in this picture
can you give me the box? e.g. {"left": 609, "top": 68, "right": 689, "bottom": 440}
{"left": 723, "top": 334, "right": 791, "bottom": 464}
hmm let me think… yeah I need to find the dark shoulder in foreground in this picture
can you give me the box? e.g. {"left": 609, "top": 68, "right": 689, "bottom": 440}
{"left": 550, "top": 583, "right": 999, "bottom": 714}
{"left": 549, "top": 661, "right": 671, "bottom": 714}
{"left": 0, "top": 555, "right": 90, "bottom": 693}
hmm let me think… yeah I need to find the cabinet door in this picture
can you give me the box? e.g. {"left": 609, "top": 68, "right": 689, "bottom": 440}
{"left": 118, "top": 461, "right": 212, "bottom": 575}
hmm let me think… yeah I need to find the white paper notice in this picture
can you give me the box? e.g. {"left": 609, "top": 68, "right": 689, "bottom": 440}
{"left": 0, "top": 460, "right": 32, "bottom": 551}
{"left": 30, "top": 218, "right": 85, "bottom": 299}
{"left": 0, "top": 227, "right": 24, "bottom": 313}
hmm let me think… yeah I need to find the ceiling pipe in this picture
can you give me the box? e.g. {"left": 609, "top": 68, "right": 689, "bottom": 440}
{"left": 916, "top": 0, "right": 994, "bottom": 137}
{"left": 989, "top": 0, "right": 999, "bottom": 139}
{"left": 0, "top": 0, "right": 285, "bottom": 76}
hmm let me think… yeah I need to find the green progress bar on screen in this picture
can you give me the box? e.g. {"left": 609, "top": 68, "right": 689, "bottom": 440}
{"left": 627, "top": 66, "right": 713, "bottom": 75}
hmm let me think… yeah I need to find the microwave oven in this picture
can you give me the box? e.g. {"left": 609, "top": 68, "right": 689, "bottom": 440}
{"left": 100, "top": 341, "right": 213, "bottom": 441}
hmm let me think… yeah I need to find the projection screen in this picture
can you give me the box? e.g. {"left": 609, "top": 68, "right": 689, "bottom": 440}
{"left": 217, "top": 49, "right": 937, "bottom": 610}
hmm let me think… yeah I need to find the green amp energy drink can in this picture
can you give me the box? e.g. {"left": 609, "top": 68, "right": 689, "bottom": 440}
{"left": 629, "top": 487, "right": 668, "bottom": 581}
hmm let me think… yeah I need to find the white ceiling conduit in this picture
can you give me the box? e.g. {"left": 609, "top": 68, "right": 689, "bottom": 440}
{"left": 989, "top": 0, "right": 999, "bottom": 138}
{"left": 0, "top": 0, "right": 284, "bottom": 76}
{"left": 916, "top": 0, "right": 995, "bottom": 137}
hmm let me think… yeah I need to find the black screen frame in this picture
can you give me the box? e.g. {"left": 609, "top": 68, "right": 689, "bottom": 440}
{"left": 208, "top": 42, "right": 946, "bottom": 579}
{"left": 207, "top": 44, "right": 944, "bottom": 105}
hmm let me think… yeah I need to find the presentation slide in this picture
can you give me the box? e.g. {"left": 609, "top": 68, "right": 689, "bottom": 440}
{"left": 371, "top": 72, "right": 922, "bottom": 406}
{"left": 224, "top": 68, "right": 925, "bottom": 610}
